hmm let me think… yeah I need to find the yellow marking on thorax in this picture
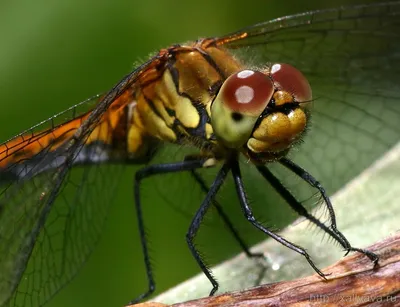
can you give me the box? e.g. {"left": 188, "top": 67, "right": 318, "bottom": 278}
{"left": 127, "top": 45, "right": 245, "bottom": 157}
{"left": 159, "top": 71, "right": 200, "bottom": 129}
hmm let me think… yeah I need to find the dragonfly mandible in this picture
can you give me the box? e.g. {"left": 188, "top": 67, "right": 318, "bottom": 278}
{"left": 1, "top": 1, "right": 399, "bottom": 306}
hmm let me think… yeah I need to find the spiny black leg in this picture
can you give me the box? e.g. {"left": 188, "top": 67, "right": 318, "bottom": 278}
{"left": 276, "top": 159, "right": 378, "bottom": 265}
{"left": 190, "top": 170, "right": 263, "bottom": 258}
{"left": 256, "top": 164, "right": 350, "bottom": 248}
{"left": 279, "top": 158, "right": 349, "bottom": 246}
{"left": 186, "top": 161, "right": 231, "bottom": 296}
{"left": 231, "top": 159, "right": 327, "bottom": 279}
{"left": 127, "top": 159, "right": 207, "bottom": 305}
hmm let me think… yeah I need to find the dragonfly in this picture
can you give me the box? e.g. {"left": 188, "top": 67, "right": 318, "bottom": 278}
{"left": 1, "top": 1, "right": 400, "bottom": 306}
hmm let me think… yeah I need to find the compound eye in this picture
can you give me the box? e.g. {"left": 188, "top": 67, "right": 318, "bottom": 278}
{"left": 211, "top": 70, "right": 274, "bottom": 148}
{"left": 221, "top": 69, "right": 274, "bottom": 115}
{"left": 270, "top": 63, "right": 312, "bottom": 103}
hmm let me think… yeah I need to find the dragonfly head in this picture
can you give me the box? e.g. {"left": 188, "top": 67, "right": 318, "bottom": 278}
{"left": 210, "top": 63, "right": 312, "bottom": 163}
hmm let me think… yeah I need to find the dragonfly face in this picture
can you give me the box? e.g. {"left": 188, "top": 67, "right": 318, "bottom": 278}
{"left": 210, "top": 64, "right": 311, "bottom": 161}
{"left": 1, "top": 1, "right": 400, "bottom": 306}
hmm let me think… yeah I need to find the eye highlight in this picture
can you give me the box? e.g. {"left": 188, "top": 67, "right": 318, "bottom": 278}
{"left": 211, "top": 70, "right": 274, "bottom": 148}
{"left": 270, "top": 63, "right": 312, "bottom": 103}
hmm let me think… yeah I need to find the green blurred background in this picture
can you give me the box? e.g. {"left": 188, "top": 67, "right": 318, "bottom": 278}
{"left": 0, "top": 0, "right": 380, "bottom": 306}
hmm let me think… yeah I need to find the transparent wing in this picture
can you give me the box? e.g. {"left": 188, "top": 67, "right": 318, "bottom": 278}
{"left": 2, "top": 163, "right": 124, "bottom": 307}
{"left": 216, "top": 1, "right": 400, "bottom": 200}
{"left": 0, "top": 57, "right": 157, "bottom": 306}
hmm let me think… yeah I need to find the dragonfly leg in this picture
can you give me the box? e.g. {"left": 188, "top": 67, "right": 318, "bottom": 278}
{"left": 127, "top": 159, "right": 208, "bottom": 304}
{"left": 270, "top": 159, "right": 378, "bottom": 265}
{"left": 186, "top": 161, "right": 231, "bottom": 296}
{"left": 231, "top": 159, "right": 328, "bottom": 279}
{"left": 278, "top": 158, "right": 350, "bottom": 246}
{"left": 190, "top": 169, "right": 264, "bottom": 258}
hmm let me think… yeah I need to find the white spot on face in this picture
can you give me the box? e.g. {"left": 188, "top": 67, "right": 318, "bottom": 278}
{"left": 237, "top": 70, "right": 254, "bottom": 79}
{"left": 271, "top": 64, "right": 281, "bottom": 74}
{"left": 235, "top": 85, "right": 254, "bottom": 103}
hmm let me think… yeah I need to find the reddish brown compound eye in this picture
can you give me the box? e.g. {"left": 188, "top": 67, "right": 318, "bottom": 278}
{"left": 221, "top": 69, "right": 274, "bottom": 116}
{"left": 270, "top": 63, "right": 312, "bottom": 103}
{"left": 210, "top": 70, "right": 274, "bottom": 148}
